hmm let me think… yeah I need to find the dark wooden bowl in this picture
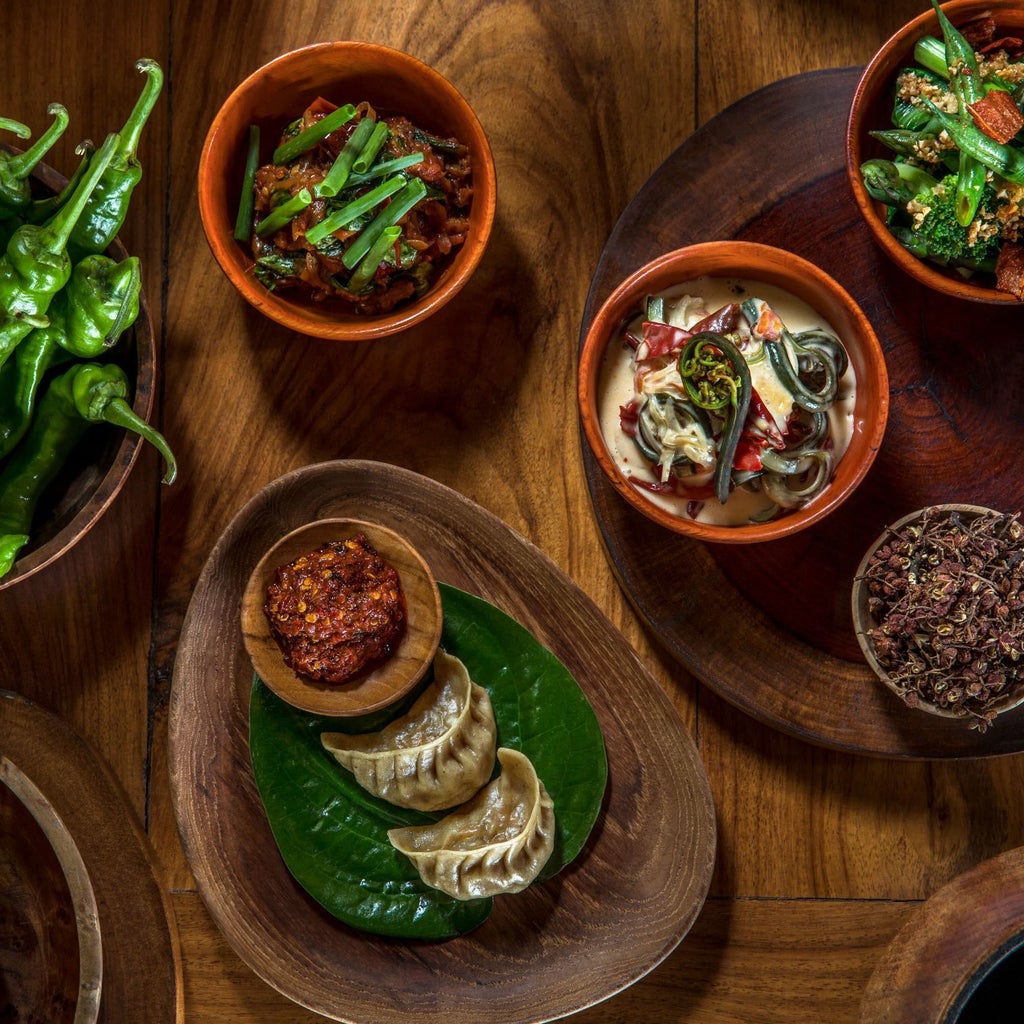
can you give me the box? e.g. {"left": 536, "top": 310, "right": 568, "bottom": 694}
{"left": 0, "top": 152, "right": 156, "bottom": 591}
{"left": 0, "top": 754, "right": 102, "bottom": 1024}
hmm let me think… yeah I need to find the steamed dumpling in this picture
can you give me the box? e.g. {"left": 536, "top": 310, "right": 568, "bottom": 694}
{"left": 320, "top": 649, "right": 496, "bottom": 811}
{"left": 387, "top": 747, "right": 555, "bottom": 900}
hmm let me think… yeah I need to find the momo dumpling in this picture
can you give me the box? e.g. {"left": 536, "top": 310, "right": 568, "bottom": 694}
{"left": 387, "top": 747, "right": 555, "bottom": 900}
{"left": 320, "top": 649, "right": 496, "bottom": 811}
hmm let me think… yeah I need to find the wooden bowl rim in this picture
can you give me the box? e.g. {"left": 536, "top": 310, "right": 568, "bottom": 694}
{"left": 845, "top": 0, "right": 1024, "bottom": 305}
{"left": 197, "top": 40, "right": 497, "bottom": 341}
{"left": 577, "top": 239, "right": 889, "bottom": 544}
{"left": 851, "top": 503, "right": 1024, "bottom": 720}
{"left": 1, "top": 753, "right": 103, "bottom": 1024}
{"left": 241, "top": 516, "right": 443, "bottom": 716}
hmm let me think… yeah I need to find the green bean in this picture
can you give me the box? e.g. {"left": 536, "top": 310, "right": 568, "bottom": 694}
{"left": 927, "top": 102, "right": 1024, "bottom": 184}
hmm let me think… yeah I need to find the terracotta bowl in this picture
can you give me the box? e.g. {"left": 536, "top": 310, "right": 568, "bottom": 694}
{"left": 852, "top": 503, "right": 1024, "bottom": 724}
{"left": 240, "top": 517, "right": 443, "bottom": 716}
{"left": 846, "top": 0, "right": 1024, "bottom": 304}
{"left": 577, "top": 240, "right": 889, "bottom": 544}
{"left": 198, "top": 41, "right": 496, "bottom": 340}
{"left": 0, "top": 153, "right": 156, "bottom": 592}
{"left": 1, "top": 754, "right": 102, "bottom": 1024}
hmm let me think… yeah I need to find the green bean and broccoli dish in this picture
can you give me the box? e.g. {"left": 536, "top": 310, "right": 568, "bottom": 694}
{"left": 860, "top": 0, "right": 1024, "bottom": 298}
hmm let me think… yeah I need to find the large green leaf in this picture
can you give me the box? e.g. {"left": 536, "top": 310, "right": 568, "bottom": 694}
{"left": 249, "top": 583, "right": 608, "bottom": 940}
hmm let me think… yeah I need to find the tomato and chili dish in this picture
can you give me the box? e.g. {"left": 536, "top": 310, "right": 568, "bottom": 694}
{"left": 263, "top": 534, "right": 408, "bottom": 686}
{"left": 234, "top": 98, "right": 473, "bottom": 316}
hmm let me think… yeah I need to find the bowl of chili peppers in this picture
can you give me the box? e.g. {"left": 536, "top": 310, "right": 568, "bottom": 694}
{"left": 846, "top": 0, "right": 1024, "bottom": 303}
{"left": 577, "top": 240, "right": 889, "bottom": 544}
{"left": 852, "top": 504, "right": 1024, "bottom": 731}
{"left": 198, "top": 41, "right": 497, "bottom": 341}
{"left": 0, "top": 60, "right": 176, "bottom": 590}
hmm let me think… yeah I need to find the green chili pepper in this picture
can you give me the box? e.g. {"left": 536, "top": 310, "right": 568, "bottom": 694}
{"left": 677, "top": 331, "right": 751, "bottom": 505}
{"left": 0, "top": 133, "right": 117, "bottom": 369}
{"left": 26, "top": 139, "right": 95, "bottom": 225}
{"left": 67, "top": 59, "right": 163, "bottom": 258}
{"left": 0, "top": 360, "right": 177, "bottom": 579}
{"left": 0, "top": 251, "right": 141, "bottom": 459}
{"left": 0, "top": 103, "right": 70, "bottom": 218}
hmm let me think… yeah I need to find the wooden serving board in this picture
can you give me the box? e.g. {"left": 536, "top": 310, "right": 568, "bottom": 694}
{"left": 580, "top": 67, "right": 1024, "bottom": 759}
{"left": 168, "top": 459, "right": 716, "bottom": 1024}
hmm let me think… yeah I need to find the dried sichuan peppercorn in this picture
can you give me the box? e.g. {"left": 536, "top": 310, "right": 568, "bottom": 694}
{"left": 858, "top": 507, "right": 1024, "bottom": 731}
{"left": 264, "top": 534, "right": 407, "bottom": 685}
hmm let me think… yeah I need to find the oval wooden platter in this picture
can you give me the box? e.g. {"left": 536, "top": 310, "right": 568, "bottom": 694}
{"left": 579, "top": 67, "right": 1024, "bottom": 759}
{"left": 0, "top": 691, "right": 182, "bottom": 1022}
{"left": 168, "top": 459, "right": 716, "bottom": 1024}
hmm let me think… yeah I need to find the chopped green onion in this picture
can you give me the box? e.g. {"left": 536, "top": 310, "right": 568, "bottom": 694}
{"left": 272, "top": 103, "right": 356, "bottom": 164}
{"left": 347, "top": 224, "right": 401, "bottom": 290}
{"left": 233, "top": 124, "right": 261, "bottom": 241}
{"left": 314, "top": 115, "right": 376, "bottom": 198}
{"left": 342, "top": 177, "right": 428, "bottom": 270}
{"left": 305, "top": 175, "right": 407, "bottom": 246}
{"left": 255, "top": 187, "right": 313, "bottom": 237}
{"left": 346, "top": 152, "right": 424, "bottom": 185}
{"left": 352, "top": 121, "right": 390, "bottom": 174}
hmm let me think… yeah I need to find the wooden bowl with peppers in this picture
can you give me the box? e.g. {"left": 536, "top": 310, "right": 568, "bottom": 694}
{"left": 853, "top": 504, "right": 1024, "bottom": 731}
{"left": 846, "top": 0, "right": 1024, "bottom": 303}
{"left": 197, "top": 41, "right": 497, "bottom": 341}
{"left": 0, "top": 59, "right": 176, "bottom": 590}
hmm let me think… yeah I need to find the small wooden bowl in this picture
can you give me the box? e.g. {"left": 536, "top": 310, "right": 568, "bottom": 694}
{"left": 852, "top": 504, "right": 1024, "bottom": 722}
{"left": 1, "top": 754, "right": 102, "bottom": 1024}
{"left": 577, "top": 240, "right": 889, "bottom": 544}
{"left": 198, "top": 41, "right": 496, "bottom": 340}
{"left": 846, "top": 0, "right": 1024, "bottom": 304}
{"left": 0, "top": 153, "right": 156, "bottom": 591}
{"left": 241, "top": 518, "right": 442, "bottom": 716}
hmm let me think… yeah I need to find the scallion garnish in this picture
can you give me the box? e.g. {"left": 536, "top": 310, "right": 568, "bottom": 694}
{"left": 341, "top": 177, "right": 428, "bottom": 270}
{"left": 255, "top": 187, "right": 313, "bottom": 237}
{"left": 233, "top": 124, "right": 261, "bottom": 241}
{"left": 352, "top": 120, "right": 390, "bottom": 174}
{"left": 272, "top": 103, "right": 356, "bottom": 164}
{"left": 305, "top": 175, "right": 407, "bottom": 246}
{"left": 346, "top": 152, "right": 424, "bottom": 186}
{"left": 315, "top": 116, "right": 377, "bottom": 199}
{"left": 347, "top": 224, "right": 402, "bottom": 290}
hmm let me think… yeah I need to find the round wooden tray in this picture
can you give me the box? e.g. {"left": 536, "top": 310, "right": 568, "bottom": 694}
{"left": 579, "top": 67, "right": 1024, "bottom": 759}
{"left": 168, "top": 459, "right": 716, "bottom": 1024}
{"left": 0, "top": 691, "right": 182, "bottom": 1021}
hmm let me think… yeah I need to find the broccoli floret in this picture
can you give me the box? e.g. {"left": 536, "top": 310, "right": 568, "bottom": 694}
{"left": 902, "top": 173, "right": 1002, "bottom": 267}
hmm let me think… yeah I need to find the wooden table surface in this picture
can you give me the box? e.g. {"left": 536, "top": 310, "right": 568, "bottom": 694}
{"left": 4, "top": 1, "right": 1023, "bottom": 1021}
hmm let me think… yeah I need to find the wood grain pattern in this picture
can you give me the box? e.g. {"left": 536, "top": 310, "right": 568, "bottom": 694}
{"left": 3, "top": 1, "right": 1024, "bottom": 1021}
{"left": 169, "top": 461, "right": 715, "bottom": 1024}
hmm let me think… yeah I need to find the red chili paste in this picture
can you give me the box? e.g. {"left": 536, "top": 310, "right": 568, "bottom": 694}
{"left": 264, "top": 535, "right": 407, "bottom": 685}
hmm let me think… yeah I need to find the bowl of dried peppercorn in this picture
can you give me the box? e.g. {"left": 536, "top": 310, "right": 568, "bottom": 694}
{"left": 198, "top": 41, "right": 497, "bottom": 340}
{"left": 852, "top": 503, "right": 1024, "bottom": 731}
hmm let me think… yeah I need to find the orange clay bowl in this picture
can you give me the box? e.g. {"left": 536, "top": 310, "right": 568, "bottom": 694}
{"left": 240, "top": 518, "right": 443, "bottom": 717}
{"left": 198, "top": 41, "right": 496, "bottom": 340}
{"left": 577, "top": 240, "right": 889, "bottom": 545}
{"left": 846, "top": 0, "right": 1024, "bottom": 305}
{"left": 0, "top": 152, "right": 155, "bottom": 592}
